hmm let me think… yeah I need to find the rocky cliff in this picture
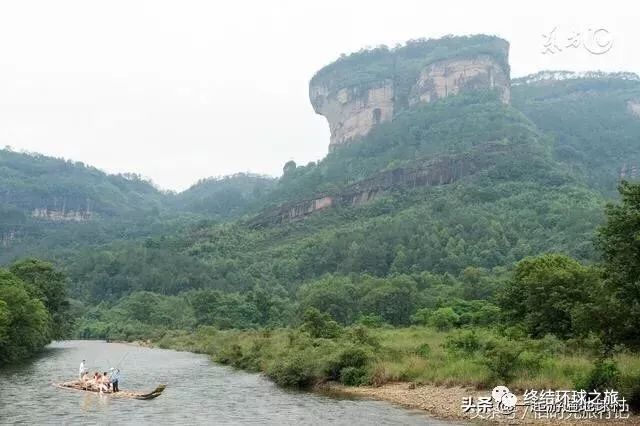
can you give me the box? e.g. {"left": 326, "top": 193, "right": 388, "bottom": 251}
{"left": 249, "top": 142, "right": 515, "bottom": 228}
{"left": 310, "top": 35, "right": 510, "bottom": 150}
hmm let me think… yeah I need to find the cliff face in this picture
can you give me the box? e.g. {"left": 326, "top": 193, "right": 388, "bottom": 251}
{"left": 408, "top": 55, "right": 509, "bottom": 106}
{"left": 309, "top": 82, "right": 395, "bottom": 147}
{"left": 628, "top": 100, "right": 640, "bottom": 118}
{"left": 250, "top": 142, "right": 513, "bottom": 228}
{"left": 310, "top": 36, "right": 510, "bottom": 150}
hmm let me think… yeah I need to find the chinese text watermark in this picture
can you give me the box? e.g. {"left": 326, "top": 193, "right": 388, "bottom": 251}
{"left": 542, "top": 27, "right": 613, "bottom": 55}
{"left": 462, "top": 386, "right": 629, "bottom": 421}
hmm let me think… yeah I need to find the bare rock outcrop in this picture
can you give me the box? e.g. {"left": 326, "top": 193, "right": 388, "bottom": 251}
{"left": 249, "top": 142, "right": 514, "bottom": 228}
{"left": 309, "top": 35, "right": 510, "bottom": 150}
{"left": 408, "top": 55, "right": 509, "bottom": 105}
{"left": 310, "top": 82, "right": 395, "bottom": 148}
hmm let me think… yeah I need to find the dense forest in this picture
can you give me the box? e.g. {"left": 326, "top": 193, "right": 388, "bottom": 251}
{"left": 2, "top": 53, "right": 640, "bottom": 407}
{"left": 0, "top": 259, "right": 70, "bottom": 365}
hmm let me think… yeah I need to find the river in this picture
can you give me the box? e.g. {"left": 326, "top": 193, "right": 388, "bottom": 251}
{"left": 0, "top": 340, "right": 452, "bottom": 425}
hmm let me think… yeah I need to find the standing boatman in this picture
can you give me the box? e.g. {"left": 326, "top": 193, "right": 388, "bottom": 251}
{"left": 109, "top": 367, "right": 120, "bottom": 392}
{"left": 79, "top": 360, "right": 87, "bottom": 379}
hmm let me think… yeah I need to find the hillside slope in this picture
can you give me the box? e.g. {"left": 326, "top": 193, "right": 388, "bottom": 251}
{"left": 512, "top": 72, "right": 640, "bottom": 195}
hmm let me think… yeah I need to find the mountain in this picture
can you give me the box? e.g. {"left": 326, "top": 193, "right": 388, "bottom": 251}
{"left": 511, "top": 71, "right": 640, "bottom": 195}
{"left": 0, "top": 148, "right": 166, "bottom": 221}
{"left": 2, "top": 34, "right": 639, "bottom": 312}
{"left": 310, "top": 35, "right": 510, "bottom": 150}
{"left": 172, "top": 173, "right": 277, "bottom": 219}
{"left": 0, "top": 150, "right": 276, "bottom": 264}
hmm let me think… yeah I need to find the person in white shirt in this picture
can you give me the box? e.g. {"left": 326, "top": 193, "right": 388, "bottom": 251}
{"left": 79, "top": 360, "right": 87, "bottom": 379}
{"left": 109, "top": 368, "right": 120, "bottom": 392}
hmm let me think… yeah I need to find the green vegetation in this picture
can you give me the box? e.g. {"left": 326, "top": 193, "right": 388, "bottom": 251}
{"left": 310, "top": 35, "right": 509, "bottom": 108}
{"left": 3, "top": 53, "right": 640, "bottom": 412}
{"left": 154, "top": 326, "right": 640, "bottom": 403}
{"left": 0, "top": 259, "right": 70, "bottom": 365}
{"left": 71, "top": 180, "right": 640, "bottom": 411}
{"left": 512, "top": 75, "right": 640, "bottom": 194}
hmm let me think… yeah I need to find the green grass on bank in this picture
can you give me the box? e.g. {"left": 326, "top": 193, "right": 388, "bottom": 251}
{"left": 155, "top": 325, "right": 640, "bottom": 408}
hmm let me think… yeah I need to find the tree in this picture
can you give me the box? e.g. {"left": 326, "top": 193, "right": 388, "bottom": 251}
{"left": 429, "top": 307, "right": 459, "bottom": 331}
{"left": 10, "top": 259, "right": 71, "bottom": 339}
{"left": 298, "top": 276, "right": 358, "bottom": 324}
{"left": 0, "top": 269, "right": 50, "bottom": 364}
{"left": 301, "top": 308, "right": 341, "bottom": 338}
{"left": 360, "top": 276, "right": 417, "bottom": 325}
{"left": 498, "top": 254, "right": 600, "bottom": 339}
{"left": 283, "top": 160, "right": 297, "bottom": 175}
{"left": 597, "top": 181, "right": 640, "bottom": 347}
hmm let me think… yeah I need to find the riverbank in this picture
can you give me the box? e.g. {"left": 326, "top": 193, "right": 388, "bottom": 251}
{"left": 317, "top": 381, "right": 472, "bottom": 420}
{"left": 321, "top": 382, "right": 640, "bottom": 424}
{"left": 148, "top": 325, "right": 640, "bottom": 423}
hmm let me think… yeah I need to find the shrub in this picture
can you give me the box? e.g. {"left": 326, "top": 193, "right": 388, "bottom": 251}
{"left": 357, "top": 314, "right": 385, "bottom": 328}
{"left": 340, "top": 366, "right": 368, "bottom": 386}
{"left": 346, "top": 325, "right": 380, "bottom": 348}
{"left": 517, "top": 350, "right": 544, "bottom": 373}
{"left": 325, "top": 345, "right": 373, "bottom": 383}
{"left": 429, "top": 307, "right": 459, "bottom": 331}
{"left": 215, "top": 343, "right": 243, "bottom": 366}
{"left": 267, "top": 352, "right": 318, "bottom": 388}
{"left": 574, "top": 358, "right": 620, "bottom": 391}
{"left": 445, "top": 329, "right": 482, "bottom": 356}
{"left": 415, "top": 343, "right": 431, "bottom": 358}
{"left": 530, "top": 334, "right": 567, "bottom": 356}
{"left": 336, "top": 346, "right": 370, "bottom": 369}
{"left": 301, "top": 308, "right": 342, "bottom": 339}
{"left": 482, "top": 339, "right": 523, "bottom": 383}
{"left": 410, "top": 308, "right": 431, "bottom": 325}
{"left": 619, "top": 373, "right": 640, "bottom": 411}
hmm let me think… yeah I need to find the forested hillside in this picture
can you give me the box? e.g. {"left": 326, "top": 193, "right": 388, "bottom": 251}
{"left": 72, "top": 88, "right": 609, "bottom": 332}
{"left": 0, "top": 148, "right": 167, "bottom": 217}
{"left": 0, "top": 151, "right": 278, "bottom": 264}
{"left": 3, "top": 57, "right": 640, "bottom": 405}
{"left": 66, "top": 73, "right": 640, "bottom": 405}
{"left": 512, "top": 73, "right": 640, "bottom": 194}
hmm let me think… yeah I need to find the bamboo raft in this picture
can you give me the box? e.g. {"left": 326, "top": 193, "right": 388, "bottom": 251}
{"left": 54, "top": 381, "right": 166, "bottom": 400}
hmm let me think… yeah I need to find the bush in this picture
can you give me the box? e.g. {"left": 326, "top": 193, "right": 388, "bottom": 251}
{"left": 340, "top": 366, "right": 368, "bottom": 386}
{"left": 415, "top": 343, "right": 431, "bottom": 358}
{"left": 517, "top": 350, "right": 544, "bottom": 373}
{"left": 482, "top": 339, "right": 523, "bottom": 383}
{"left": 267, "top": 351, "right": 318, "bottom": 388}
{"left": 619, "top": 373, "right": 640, "bottom": 411}
{"left": 301, "top": 308, "right": 342, "bottom": 339}
{"left": 574, "top": 358, "right": 620, "bottom": 391}
{"left": 346, "top": 325, "right": 380, "bottom": 348}
{"left": 429, "top": 307, "right": 460, "bottom": 331}
{"left": 325, "top": 345, "right": 373, "bottom": 383}
{"left": 215, "top": 343, "right": 243, "bottom": 366}
{"left": 445, "top": 329, "right": 482, "bottom": 356}
{"left": 410, "top": 308, "right": 431, "bottom": 326}
{"left": 357, "top": 314, "right": 385, "bottom": 328}
{"left": 530, "top": 334, "right": 567, "bottom": 356}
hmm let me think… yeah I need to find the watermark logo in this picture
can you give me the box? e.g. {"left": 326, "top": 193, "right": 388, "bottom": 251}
{"left": 491, "top": 385, "right": 518, "bottom": 409}
{"left": 542, "top": 27, "right": 613, "bottom": 55}
{"left": 462, "top": 386, "right": 629, "bottom": 420}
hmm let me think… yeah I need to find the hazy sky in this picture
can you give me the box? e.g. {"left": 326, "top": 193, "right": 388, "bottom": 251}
{"left": 0, "top": 1, "right": 637, "bottom": 191}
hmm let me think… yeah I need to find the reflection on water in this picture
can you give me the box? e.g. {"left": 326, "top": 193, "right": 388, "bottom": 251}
{"left": 0, "top": 341, "right": 451, "bottom": 425}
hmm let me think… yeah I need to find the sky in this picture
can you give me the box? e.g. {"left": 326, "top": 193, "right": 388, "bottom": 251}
{"left": 0, "top": 0, "right": 638, "bottom": 191}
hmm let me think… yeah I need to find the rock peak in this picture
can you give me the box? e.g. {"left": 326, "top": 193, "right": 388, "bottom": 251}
{"left": 309, "top": 35, "right": 510, "bottom": 150}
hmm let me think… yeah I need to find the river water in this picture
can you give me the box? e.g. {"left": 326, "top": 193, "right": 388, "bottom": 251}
{"left": 0, "top": 341, "right": 452, "bottom": 425}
